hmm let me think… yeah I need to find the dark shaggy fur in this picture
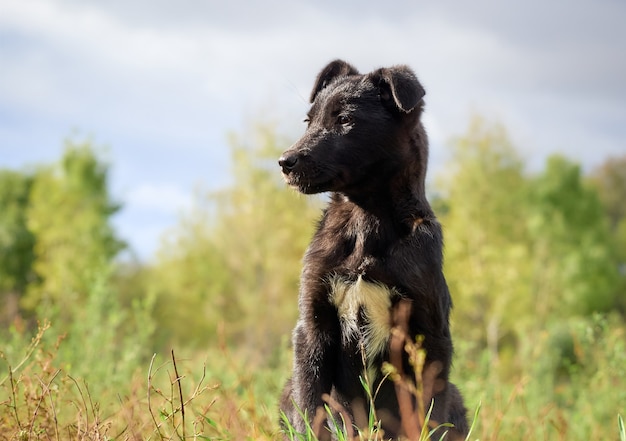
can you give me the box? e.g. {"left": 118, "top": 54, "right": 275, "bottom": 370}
{"left": 278, "top": 60, "right": 467, "bottom": 440}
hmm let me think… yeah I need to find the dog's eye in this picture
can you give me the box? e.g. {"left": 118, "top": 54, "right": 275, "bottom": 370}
{"left": 303, "top": 118, "right": 310, "bottom": 124}
{"left": 337, "top": 115, "right": 352, "bottom": 125}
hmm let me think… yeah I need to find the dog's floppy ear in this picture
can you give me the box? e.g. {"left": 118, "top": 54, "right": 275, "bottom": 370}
{"left": 372, "top": 65, "right": 425, "bottom": 113}
{"left": 310, "top": 59, "right": 359, "bottom": 103}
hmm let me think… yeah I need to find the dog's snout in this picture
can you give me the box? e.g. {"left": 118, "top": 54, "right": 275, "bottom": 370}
{"left": 279, "top": 153, "right": 299, "bottom": 173}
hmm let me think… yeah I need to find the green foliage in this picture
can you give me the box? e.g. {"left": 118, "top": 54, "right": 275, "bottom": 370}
{"left": 148, "top": 124, "right": 320, "bottom": 350}
{"left": 22, "top": 140, "right": 124, "bottom": 315}
{"left": 589, "top": 154, "right": 626, "bottom": 313}
{"left": 440, "top": 117, "right": 623, "bottom": 376}
{"left": 589, "top": 154, "right": 626, "bottom": 230}
{"left": 440, "top": 116, "right": 532, "bottom": 364}
{"left": 528, "top": 155, "right": 620, "bottom": 316}
{"left": 1, "top": 275, "right": 156, "bottom": 413}
{"left": 440, "top": 117, "right": 625, "bottom": 440}
{"left": 0, "top": 171, "right": 35, "bottom": 328}
{"left": 454, "top": 314, "right": 626, "bottom": 440}
{"left": 0, "top": 170, "right": 35, "bottom": 295}
{"left": 0, "top": 139, "right": 155, "bottom": 436}
{"left": 50, "top": 265, "right": 155, "bottom": 397}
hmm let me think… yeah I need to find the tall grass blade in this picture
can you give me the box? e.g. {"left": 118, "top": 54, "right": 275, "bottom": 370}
{"left": 465, "top": 401, "right": 482, "bottom": 441}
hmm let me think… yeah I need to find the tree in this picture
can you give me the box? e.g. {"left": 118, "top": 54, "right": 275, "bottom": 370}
{"left": 0, "top": 170, "right": 35, "bottom": 326}
{"left": 440, "top": 116, "right": 624, "bottom": 391}
{"left": 438, "top": 117, "right": 531, "bottom": 367}
{"left": 588, "top": 154, "right": 626, "bottom": 230}
{"left": 22, "top": 140, "right": 124, "bottom": 315}
{"left": 528, "top": 155, "right": 620, "bottom": 316}
{"left": 589, "top": 155, "right": 626, "bottom": 311}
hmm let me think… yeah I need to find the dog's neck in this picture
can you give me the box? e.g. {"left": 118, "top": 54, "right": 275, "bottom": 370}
{"left": 331, "top": 183, "right": 433, "bottom": 237}
{"left": 335, "top": 145, "right": 433, "bottom": 235}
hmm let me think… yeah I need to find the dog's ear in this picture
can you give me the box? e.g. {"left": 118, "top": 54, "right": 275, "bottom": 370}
{"left": 372, "top": 66, "right": 425, "bottom": 113}
{"left": 310, "top": 59, "right": 359, "bottom": 103}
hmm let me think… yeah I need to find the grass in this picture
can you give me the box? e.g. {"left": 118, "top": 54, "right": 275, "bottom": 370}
{"left": 0, "top": 321, "right": 281, "bottom": 440}
{"left": 1, "top": 317, "right": 625, "bottom": 440}
{"left": 2, "top": 318, "right": 476, "bottom": 441}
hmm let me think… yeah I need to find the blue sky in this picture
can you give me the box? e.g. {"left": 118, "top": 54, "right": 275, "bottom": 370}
{"left": 1, "top": 0, "right": 625, "bottom": 261}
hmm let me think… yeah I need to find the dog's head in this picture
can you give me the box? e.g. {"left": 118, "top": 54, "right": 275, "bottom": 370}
{"left": 279, "top": 59, "right": 426, "bottom": 196}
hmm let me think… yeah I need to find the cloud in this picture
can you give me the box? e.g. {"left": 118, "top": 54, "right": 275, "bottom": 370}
{"left": 2, "top": 0, "right": 625, "bottom": 258}
{"left": 125, "top": 183, "right": 192, "bottom": 214}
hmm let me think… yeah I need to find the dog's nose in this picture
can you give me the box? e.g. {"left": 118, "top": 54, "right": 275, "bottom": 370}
{"left": 278, "top": 154, "right": 299, "bottom": 173}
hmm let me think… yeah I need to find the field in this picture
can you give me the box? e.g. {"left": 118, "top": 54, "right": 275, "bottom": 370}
{"left": 1, "top": 120, "right": 625, "bottom": 439}
{"left": 2, "top": 317, "right": 625, "bottom": 440}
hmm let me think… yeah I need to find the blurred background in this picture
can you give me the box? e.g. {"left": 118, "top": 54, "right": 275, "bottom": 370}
{"left": 1, "top": 1, "right": 625, "bottom": 439}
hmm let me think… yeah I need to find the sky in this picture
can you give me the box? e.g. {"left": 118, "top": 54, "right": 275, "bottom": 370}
{"left": 1, "top": 0, "right": 625, "bottom": 261}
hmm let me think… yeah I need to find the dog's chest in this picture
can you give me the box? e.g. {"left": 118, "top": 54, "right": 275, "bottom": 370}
{"left": 329, "top": 275, "right": 396, "bottom": 363}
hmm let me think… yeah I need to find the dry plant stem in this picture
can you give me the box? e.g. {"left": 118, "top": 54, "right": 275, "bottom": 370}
{"left": 43, "top": 375, "right": 60, "bottom": 441}
{"left": 8, "top": 365, "right": 22, "bottom": 429}
{"left": 171, "top": 349, "right": 185, "bottom": 439}
{"left": 84, "top": 381, "right": 101, "bottom": 437}
{"left": 312, "top": 406, "right": 328, "bottom": 439}
{"left": 189, "top": 363, "right": 208, "bottom": 403}
{"left": 390, "top": 300, "right": 421, "bottom": 440}
{"left": 147, "top": 352, "right": 215, "bottom": 440}
{"left": 147, "top": 353, "right": 166, "bottom": 440}
{"left": 488, "top": 377, "right": 527, "bottom": 441}
{"left": 29, "top": 369, "right": 61, "bottom": 440}
{"left": 114, "top": 393, "right": 134, "bottom": 440}
{"left": 68, "top": 375, "right": 90, "bottom": 435}
{"left": 0, "top": 320, "right": 50, "bottom": 387}
{"left": 406, "top": 338, "right": 427, "bottom": 426}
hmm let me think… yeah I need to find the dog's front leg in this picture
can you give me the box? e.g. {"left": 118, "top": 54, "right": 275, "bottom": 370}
{"left": 287, "top": 302, "right": 339, "bottom": 437}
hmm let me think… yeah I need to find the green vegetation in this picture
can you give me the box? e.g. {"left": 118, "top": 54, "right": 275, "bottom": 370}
{"left": 1, "top": 120, "right": 624, "bottom": 439}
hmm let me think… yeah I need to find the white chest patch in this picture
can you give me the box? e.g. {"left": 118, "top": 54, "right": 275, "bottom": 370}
{"left": 329, "top": 275, "right": 396, "bottom": 364}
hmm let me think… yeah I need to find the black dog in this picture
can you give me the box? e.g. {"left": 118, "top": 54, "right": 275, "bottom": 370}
{"left": 278, "top": 60, "right": 467, "bottom": 440}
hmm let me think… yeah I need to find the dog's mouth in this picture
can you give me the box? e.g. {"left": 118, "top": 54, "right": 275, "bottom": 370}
{"left": 283, "top": 171, "right": 336, "bottom": 194}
